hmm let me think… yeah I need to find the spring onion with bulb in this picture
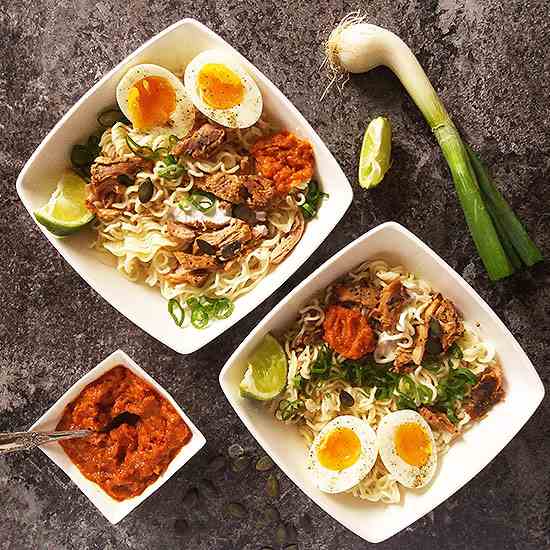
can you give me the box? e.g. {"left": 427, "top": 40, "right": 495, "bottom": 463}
{"left": 325, "top": 14, "right": 542, "bottom": 280}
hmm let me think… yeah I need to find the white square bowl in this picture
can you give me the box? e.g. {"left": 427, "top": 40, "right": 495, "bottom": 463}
{"left": 16, "top": 18, "right": 353, "bottom": 354}
{"left": 219, "top": 221, "right": 545, "bottom": 543}
{"left": 30, "top": 349, "right": 206, "bottom": 524}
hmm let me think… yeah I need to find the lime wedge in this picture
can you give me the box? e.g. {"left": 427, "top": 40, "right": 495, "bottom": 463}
{"left": 239, "top": 334, "right": 288, "bottom": 401}
{"left": 358, "top": 116, "right": 392, "bottom": 189}
{"left": 34, "top": 171, "right": 94, "bottom": 236}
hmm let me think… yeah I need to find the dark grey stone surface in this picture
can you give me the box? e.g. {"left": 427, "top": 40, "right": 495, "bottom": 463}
{"left": 1, "top": 1, "right": 549, "bottom": 549}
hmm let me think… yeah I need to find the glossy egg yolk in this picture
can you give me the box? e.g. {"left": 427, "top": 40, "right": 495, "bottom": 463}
{"left": 197, "top": 63, "right": 245, "bottom": 109}
{"left": 127, "top": 76, "right": 176, "bottom": 130}
{"left": 317, "top": 427, "right": 361, "bottom": 471}
{"left": 394, "top": 422, "right": 432, "bottom": 467}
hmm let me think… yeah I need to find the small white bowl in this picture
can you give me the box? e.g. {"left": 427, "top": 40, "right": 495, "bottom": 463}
{"left": 30, "top": 349, "right": 206, "bottom": 524}
{"left": 15, "top": 18, "right": 353, "bottom": 354}
{"left": 219, "top": 221, "right": 545, "bottom": 543}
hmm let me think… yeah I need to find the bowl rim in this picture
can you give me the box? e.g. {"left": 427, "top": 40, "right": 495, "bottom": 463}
{"left": 30, "top": 349, "right": 206, "bottom": 524}
{"left": 15, "top": 18, "right": 353, "bottom": 355}
{"left": 218, "top": 221, "right": 545, "bottom": 543}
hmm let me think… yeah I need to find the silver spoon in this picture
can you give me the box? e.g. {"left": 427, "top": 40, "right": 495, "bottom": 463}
{"left": 0, "top": 412, "right": 140, "bottom": 455}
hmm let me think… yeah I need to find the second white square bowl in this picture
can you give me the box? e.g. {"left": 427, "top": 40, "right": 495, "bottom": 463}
{"left": 219, "top": 221, "right": 544, "bottom": 543}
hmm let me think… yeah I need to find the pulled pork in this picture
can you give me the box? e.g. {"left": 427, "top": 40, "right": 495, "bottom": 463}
{"left": 172, "top": 123, "right": 225, "bottom": 160}
{"left": 86, "top": 157, "right": 153, "bottom": 220}
{"left": 371, "top": 279, "right": 408, "bottom": 332}
{"left": 463, "top": 363, "right": 504, "bottom": 420}
{"left": 419, "top": 406, "right": 458, "bottom": 436}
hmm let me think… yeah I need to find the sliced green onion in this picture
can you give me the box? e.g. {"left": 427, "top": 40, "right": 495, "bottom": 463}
{"left": 97, "top": 108, "right": 127, "bottom": 128}
{"left": 158, "top": 163, "right": 185, "bottom": 180}
{"left": 190, "top": 192, "right": 216, "bottom": 212}
{"left": 168, "top": 298, "right": 185, "bottom": 326}
{"left": 191, "top": 306, "right": 209, "bottom": 329}
{"left": 417, "top": 383, "right": 433, "bottom": 404}
{"left": 466, "top": 145, "right": 543, "bottom": 267}
{"left": 213, "top": 298, "right": 234, "bottom": 319}
{"left": 164, "top": 153, "right": 177, "bottom": 165}
{"left": 186, "top": 297, "right": 200, "bottom": 309}
{"left": 125, "top": 135, "right": 157, "bottom": 160}
{"left": 300, "top": 203, "right": 316, "bottom": 218}
{"left": 169, "top": 134, "right": 179, "bottom": 148}
{"left": 154, "top": 147, "right": 169, "bottom": 160}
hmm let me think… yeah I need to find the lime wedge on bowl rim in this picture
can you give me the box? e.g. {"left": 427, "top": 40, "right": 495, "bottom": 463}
{"left": 34, "top": 171, "right": 94, "bottom": 236}
{"left": 239, "top": 333, "right": 288, "bottom": 401}
{"left": 358, "top": 116, "right": 392, "bottom": 189}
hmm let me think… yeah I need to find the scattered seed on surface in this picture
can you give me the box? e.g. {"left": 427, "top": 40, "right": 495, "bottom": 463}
{"left": 256, "top": 455, "right": 274, "bottom": 472}
{"left": 263, "top": 505, "right": 281, "bottom": 525}
{"left": 200, "top": 478, "right": 219, "bottom": 498}
{"left": 266, "top": 474, "right": 280, "bottom": 498}
{"left": 275, "top": 523, "right": 287, "bottom": 545}
{"left": 286, "top": 522, "right": 298, "bottom": 542}
{"left": 300, "top": 513, "right": 313, "bottom": 534}
{"left": 182, "top": 487, "right": 199, "bottom": 508}
{"left": 224, "top": 502, "right": 248, "bottom": 519}
{"left": 207, "top": 455, "right": 226, "bottom": 472}
{"left": 173, "top": 517, "right": 189, "bottom": 535}
{"left": 228, "top": 443, "right": 245, "bottom": 459}
{"left": 231, "top": 455, "right": 250, "bottom": 473}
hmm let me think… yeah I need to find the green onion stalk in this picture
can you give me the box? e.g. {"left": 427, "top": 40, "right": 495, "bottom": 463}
{"left": 325, "top": 15, "right": 531, "bottom": 280}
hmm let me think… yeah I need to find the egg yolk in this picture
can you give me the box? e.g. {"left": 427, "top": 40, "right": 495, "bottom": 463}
{"left": 197, "top": 63, "right": 245, "bottom": 110}
{"left": 317, "top": 427, "right": 361, "bottom": 471}
{"left": 127, "top": 76, "right": 176, "bottom": 130}
{"left": 395, "top": 423, "right": 432, "bottom": 467}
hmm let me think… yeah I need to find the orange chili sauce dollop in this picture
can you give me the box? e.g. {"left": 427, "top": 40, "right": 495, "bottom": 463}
{"left": 251, "top": 131, "right": 314, "bottom": 195}
{"left": 56, "top": 366, "right": 191, "bottom": 501}
{"left": 323, "top": 305, "right": 376, "bottom": 360}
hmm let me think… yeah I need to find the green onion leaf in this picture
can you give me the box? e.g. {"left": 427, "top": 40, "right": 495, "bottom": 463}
{"left": 168, "top": 298, "right": 185, "bottom": 327}
{"left": 125, "top": 135, "right": 157, "bottom": 160}
{"left": 169, "top": 135, "right": 179, "bottom": 148}
{"left": 466, "top": 145, "right": 543, "bottom": 267}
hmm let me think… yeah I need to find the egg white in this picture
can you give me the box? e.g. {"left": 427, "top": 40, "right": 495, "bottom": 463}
{"left": 376, "top": 409, "right": 437, "bottom": 489}
{"left": 184, "top": 50, "right": 263, "bottom": 129}
{"left": 307, "top": 415, "right": 377, "bottom": 494}
{"left": 116, "top": 64, "right": 195, "bottom": 138}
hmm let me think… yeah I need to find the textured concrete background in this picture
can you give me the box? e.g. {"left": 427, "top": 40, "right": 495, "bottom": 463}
{"left": 1, "top": 1, "right": 550, "bottom": 549}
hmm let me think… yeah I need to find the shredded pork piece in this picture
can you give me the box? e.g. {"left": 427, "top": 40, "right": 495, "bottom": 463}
{"left": 194, "top": 219, "right": 253, "bottom": 257}
{"left": 86, "top": 157, "right": 153, "bottom": 219}
{"left": 270, "top": 210, "right": 304, "bottom": 264}
{"left": 419, "top": 406, "right": 458, "bottom": 436}
{"left": 371, "top": 279, "right": 409, "bottom": 332}
{"left": 167, "top": 221, "right": 195, "bottom": 249}
{"left": 463, "top": 363, "right": 505, "bottom": 420}
{"left": 334, "top": 283, "right": 379, "bottom": 311}
{"left": 432, "top": 297, "right": 464, "bottom": 351}
{"left": 173, "top": 252, "right": 221, "bottom": 271}
{"left": 172, "top": 123, "right": 225, "bottom": 159}
{"left": 165, "top": 268, "right": 210, "bottom": 287}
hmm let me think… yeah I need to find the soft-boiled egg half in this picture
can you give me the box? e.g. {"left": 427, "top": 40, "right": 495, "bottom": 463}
{"left": 184, "top": 50, "right": 262, "bottom": 129}
{"left": 377, "top": 410, "right": 437, "bottom": 489}
{"left": 116, "top": 64, "right": 195, "bottom": 137}
{"left": 307, "top": 416, "right": 377, "bottom": 494}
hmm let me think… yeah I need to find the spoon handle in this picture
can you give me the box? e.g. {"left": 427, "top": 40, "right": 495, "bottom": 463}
{"left": 0, "top": 430, "right": 92, "bottom": 455}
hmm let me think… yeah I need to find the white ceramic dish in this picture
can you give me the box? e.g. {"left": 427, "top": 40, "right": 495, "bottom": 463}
{"left": 30, "top": 349, "right": 206, "bottom": 524}
{"left": 16, "top": 19, "right": 353, "bottom": 354}
{"left": 219, "top": 222, "right": 545, "bottom": 543}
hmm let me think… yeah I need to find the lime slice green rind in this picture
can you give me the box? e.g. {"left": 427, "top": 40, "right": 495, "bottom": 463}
{"left": 239, "top": 334, "right": 288, "bottom": 401}
{"left": 358, "top": 116, "right": 392, "bottom": 189}
{"left": 34, "top": 171, "right": 95, "bottom": 237}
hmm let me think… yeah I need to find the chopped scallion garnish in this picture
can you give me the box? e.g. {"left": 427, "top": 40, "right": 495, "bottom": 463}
{"left": 168, "top": 298, "right": 185, "bottom": 326}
